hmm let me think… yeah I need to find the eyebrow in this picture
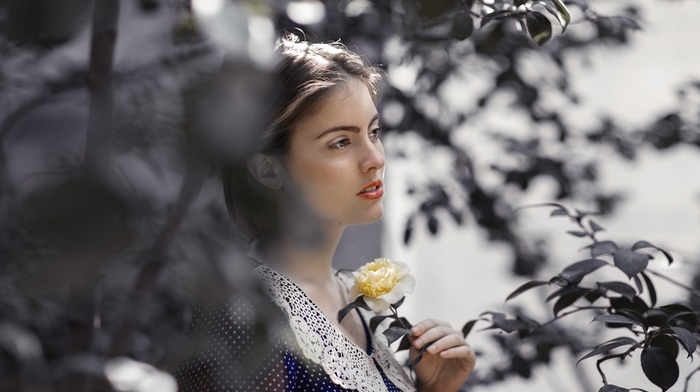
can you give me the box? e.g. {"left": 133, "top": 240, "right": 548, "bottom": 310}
{"left": 314, "top": 113, "right": 380, "bottom": 140}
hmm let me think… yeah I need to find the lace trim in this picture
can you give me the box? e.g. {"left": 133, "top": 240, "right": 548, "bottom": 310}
{"left": 254, "top": 265, "right": 416, "bottom": 392}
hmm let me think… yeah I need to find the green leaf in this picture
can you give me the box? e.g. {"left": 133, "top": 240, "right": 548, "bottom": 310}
{"left": 670, "top": 326, "right": 697, "bottom": 357}
{"left": 641, "top": 346, "right": 679, "bottom": 391}
{"left": 613, "top": 249, "right": 649, "bottom": 278}
{"left": 524, "top": 11, "right": 552, "bottom": 46}
{"left": 505, "top": 280, "right": 548, "bottom": 302}
{"left": 577, "top": 336, "right": 638, "bottom": 365}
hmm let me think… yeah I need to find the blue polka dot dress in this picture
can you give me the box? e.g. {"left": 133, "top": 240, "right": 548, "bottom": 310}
{"left": 176, "top": 263, "right": 416, "bottom": 391}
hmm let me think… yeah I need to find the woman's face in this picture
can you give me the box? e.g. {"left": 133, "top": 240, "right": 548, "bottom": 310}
{"left": 283, "top": 78, "right": 385, "bottom": 229}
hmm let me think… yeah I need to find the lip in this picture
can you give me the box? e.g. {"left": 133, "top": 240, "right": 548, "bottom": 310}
{"left": 357, "top": 179, "right": 384, "bottom": 200}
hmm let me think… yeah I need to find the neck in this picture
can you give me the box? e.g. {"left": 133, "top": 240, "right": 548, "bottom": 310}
{"left": 254, "top": 224, "right": 345, "bottom": 286}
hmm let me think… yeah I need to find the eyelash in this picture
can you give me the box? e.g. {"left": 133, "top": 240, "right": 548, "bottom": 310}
{"left": 329, "top": 128, "right": 382, "bottom": 150}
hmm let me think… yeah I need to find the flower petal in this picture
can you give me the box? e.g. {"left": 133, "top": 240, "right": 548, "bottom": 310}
{"left": 364, "top": 296, "right": 390, "bottom": 312}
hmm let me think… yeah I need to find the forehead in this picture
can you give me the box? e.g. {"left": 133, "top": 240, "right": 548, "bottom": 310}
{"left": 292, "top": 79, "right": 377, "bottom": 137}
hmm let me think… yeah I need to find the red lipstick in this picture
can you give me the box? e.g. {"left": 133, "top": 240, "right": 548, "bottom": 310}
{"left": 357, "top": 179, "right": 384, "bottom": 200}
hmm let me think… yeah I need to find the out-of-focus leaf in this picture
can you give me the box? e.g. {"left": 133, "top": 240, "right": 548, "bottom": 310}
{"left": 589, "top": 220, "right": 605, "bottom": 233}
{"left": 549, "top": 0, "right": 571, "bottom": 29}
{"left": 641, "top": 346, "right": 679, "bottom": 391}
{"left": 452, "top": 10, "right": 474, "bottom": 40}
{"left": 524, "top": 12, "right": 552, "bottom": 46}
{"left": 427, "top": 214, "right": 439, "bottom": 235}
{"left": 481, "top": 10, "right": 514, "bottom": 28}
{"left": 505, "top": 280, "right": 548, "bottom": 302}
{"left": 597, "top": 281, "right": 637, "bottom": 301}
{"left": 462, "top": 319, "right": 478, "bottom": 338}
{"left": 613, "top": 249, "right": 649, "bottom": 278}
{"left": 415, "top": 0, "right": 458, "bottom": 19}
{"left": 558, "top": 258, "right": 608, "bottom": 285}
{"left": 566, "top": 230, "right": 588, "bottom": 237}
{"left": 631, "top": 241, "right": 674, "bottom": 265}
{"left": 550, "top": 208, "right": 569, "bottom": 217}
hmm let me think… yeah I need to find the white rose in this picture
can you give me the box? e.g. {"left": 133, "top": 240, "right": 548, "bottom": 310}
{"left": 349, "top": 258, "right": 415, "bottom": 312}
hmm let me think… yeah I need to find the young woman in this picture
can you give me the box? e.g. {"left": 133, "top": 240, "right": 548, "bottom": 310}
{"left": 176, "top": 35, "right": 475, "bottom": 392}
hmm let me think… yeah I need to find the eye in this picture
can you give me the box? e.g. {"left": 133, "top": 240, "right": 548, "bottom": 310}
{"left": 369, "top": 127, "right": 383, "bottom": 140}
{"left": 329, "top": 137, "right": 351, "bottom": 150}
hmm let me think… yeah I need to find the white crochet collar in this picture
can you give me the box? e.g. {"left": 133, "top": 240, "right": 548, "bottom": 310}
{"left": 254, "top": 264, "right": 416, "bottom": 392}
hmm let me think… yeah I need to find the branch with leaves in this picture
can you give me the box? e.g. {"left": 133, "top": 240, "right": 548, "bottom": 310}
{"left": 462, "top": 204, "right": 700, "bottom": 392}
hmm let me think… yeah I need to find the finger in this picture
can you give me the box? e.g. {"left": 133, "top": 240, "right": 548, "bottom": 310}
{"left": 411, "top": 319, "right": 449, "bottom": 336}
{"left": 438, "top": 344, "right": 476, "bottom": 361}
{"left": 412, "top": 325, "right": 454, "bottom": 348}
{"left": 424, "top": 333, "right": 467, "bottom": 355}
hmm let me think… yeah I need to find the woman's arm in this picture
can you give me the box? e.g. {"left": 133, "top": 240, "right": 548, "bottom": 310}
{"left": 409, "top": 319, "right": 476, "bottom": 392}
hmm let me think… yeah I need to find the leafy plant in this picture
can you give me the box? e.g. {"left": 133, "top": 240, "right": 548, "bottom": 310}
{"left": 463, "top": 204, "right": 700, "bottom": 391}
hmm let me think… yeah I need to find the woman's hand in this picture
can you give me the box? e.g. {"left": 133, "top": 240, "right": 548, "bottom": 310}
{"left": 409, "top": 319, "right": 476, "bottom": 392}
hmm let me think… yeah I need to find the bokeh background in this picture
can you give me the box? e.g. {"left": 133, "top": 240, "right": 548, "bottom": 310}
{"left": 1, "top": 0, "right": 699, "bottom": 391}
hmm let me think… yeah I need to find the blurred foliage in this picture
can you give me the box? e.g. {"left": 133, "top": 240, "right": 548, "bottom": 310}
{"left": 0, "top": 0, "right": 698, "bottom": 391}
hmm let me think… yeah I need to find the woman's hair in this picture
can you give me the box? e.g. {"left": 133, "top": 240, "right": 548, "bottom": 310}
{"left": 222, "top": 34, "right": 383, "bottom": 242}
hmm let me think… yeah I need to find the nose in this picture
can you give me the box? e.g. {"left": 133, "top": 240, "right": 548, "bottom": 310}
{"left": 359, "top": 138, "right": 385, "bottom": 173}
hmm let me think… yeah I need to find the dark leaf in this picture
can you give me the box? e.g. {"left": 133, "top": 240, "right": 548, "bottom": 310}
{"left": 462, "top": 319, "right": 478, "bottom": 338}
{"left": 524, "top": 11, "right": 552, "bottom": 46}
{"left": 592, "top": 314, "right": 638, "bottom": 326}
{"left": 599, "top": 385, "right": 629, "bottom": 392}
{"left": 481, "top": 10, "right": 513, "bottom": 28}
{"left": 613, "top": 249, "right": 649, "bottom": 278}
{"left": 452, "top": 10, "right": 474, "bottom": 40}
{"left": 597, "top": 281, "right": 637, "bottom": 301}
{"left": 670, "top": 327, "right": 697, "bottom": 357}
{"left": 589, "top": 220, "right": 605, "bottom": 233}
{"left": 369, "top": 315, "right": 393, "bottom": 333}
{"left": 631, "top": 241, "right": 674, "bottom": 265}
{"left": 650, "top": 334, "right": 679, "bottom": 359}
{"left": 550, "top": 208, "right": 569, "bottom": 217}
{"left": 391, "top": 297, "right": 406, "bottom": 309}
{"left": 338, "top": 296, "right": 369, "bottom": 323}
{"left": 645, "top": 309, "right": 669, "bottom": 327}
{"left": 640, "top": 272, "right": 657, "bottom": 307}
{"left": 577, "top": 336, "right": 638, "bottom": 364}
{"left": 511, "top": 354, "right": 532, "bottom": 378}
{"left": 616, "top": 309, "right": 650, "bottom": 331}
{"left": 633, "top": 275, "right": 644, "bottom": 294}
{"left": 566, "top": 230, "right": 588, "bottom": 237}
{"left": 397, "top": 335, "right": 412, "bottom": 351}
{"left": 641, "top": 346, "right": 679, "bottom": 391}
{"left": 588, "top": 240, "right": 618, "bottom": 258}
{"left": 383, "top": 326, "right": 411, "bottom": 346}
{"left": 427, "top": 214, "right": 439, "bottom": 235}
{"left": 506, "top": 280, "right": 548, "bottom": 302}
{"left": 553, "top": 291, "right": 584, "bottom": 316}
{"left": 558, "top": 259, "right": 608, "bottom": 285}
{"left": 404, "top": 217, "right": 414, "bottom": 244}
{"left": 662, "top": 304, "right": 698, "bottom": 328}
{"left": 550, "top": 0, "right": 571, "bottom": 29}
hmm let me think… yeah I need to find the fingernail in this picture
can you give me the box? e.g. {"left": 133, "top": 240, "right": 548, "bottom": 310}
{"left": 412, "top": 326, "right": 420, "bottom": 334}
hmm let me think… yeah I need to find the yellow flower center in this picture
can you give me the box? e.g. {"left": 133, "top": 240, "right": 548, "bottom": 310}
{"left": 355, "top": 258, "right": 399, "bottom": 298}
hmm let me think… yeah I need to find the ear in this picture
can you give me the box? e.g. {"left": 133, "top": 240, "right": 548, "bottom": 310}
{"left": 247, "top": 154, "right": 284, "bottom": 190}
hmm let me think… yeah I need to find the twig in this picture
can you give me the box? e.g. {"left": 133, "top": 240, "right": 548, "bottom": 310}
{"left": 645, "top": 269, "right": 700, "bottom": 301}
{"left": 684, "top": 364, "right": 700, "bottom": 392}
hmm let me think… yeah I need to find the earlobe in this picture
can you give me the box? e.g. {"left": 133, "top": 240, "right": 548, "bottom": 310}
{"left": 247, "top": 154, "right": 283, "bottom": 190}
